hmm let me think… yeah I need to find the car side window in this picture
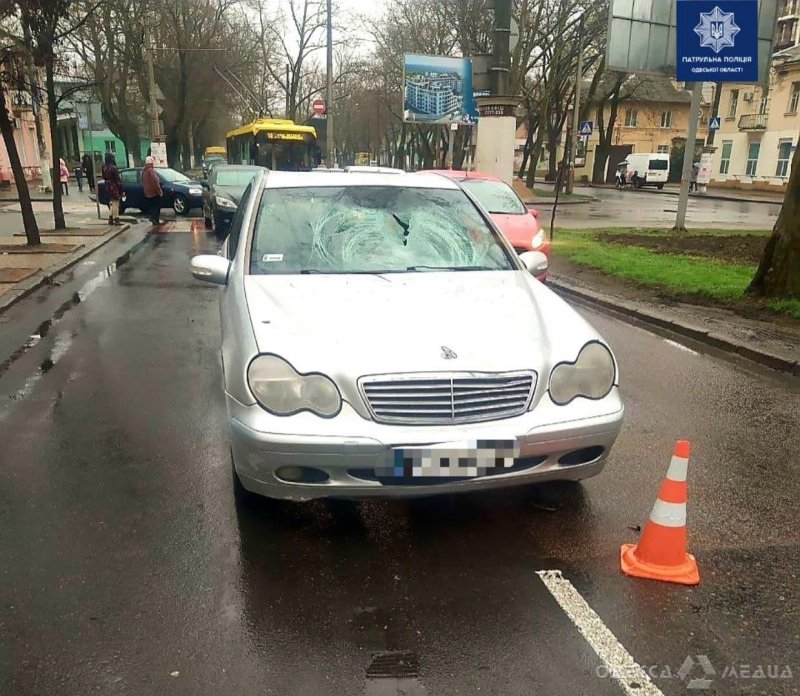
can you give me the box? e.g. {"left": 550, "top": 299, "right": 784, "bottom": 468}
{"left": 226, "top": 183, "right": 252, "bottom": 260}
{"left": 120, "top": 170, "right": 138, "bottom": 184}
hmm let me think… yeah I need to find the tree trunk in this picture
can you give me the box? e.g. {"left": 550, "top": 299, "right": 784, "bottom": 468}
{"left": 747, "top": 145, "right": 800, "bottom": 298}
{"left": 525, "top": 128, "right": 546, "bottom": 189}
{"left": 0, "top": 84, "right": 40, "bottom": 245}
{"left": 518, "top": 125, "right": 533, "bottom": 178}
{"left": 45, "top": 57, "right": 66, "bottom": 230}
{"left": 21, "top": 20, "right": 52, "bottom": 193}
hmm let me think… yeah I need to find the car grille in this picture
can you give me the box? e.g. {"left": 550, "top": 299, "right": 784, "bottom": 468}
{"left": 359, "top": 372, "right": 536, "bottom": 425}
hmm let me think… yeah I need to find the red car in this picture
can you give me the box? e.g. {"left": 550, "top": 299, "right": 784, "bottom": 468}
{"left": 424, "top": 170, "right": 550, "bottom": 280}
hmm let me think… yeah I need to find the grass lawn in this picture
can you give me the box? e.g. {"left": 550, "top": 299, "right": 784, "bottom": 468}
{"left": 553, "top": 228, "right": 800, "bottom": 319}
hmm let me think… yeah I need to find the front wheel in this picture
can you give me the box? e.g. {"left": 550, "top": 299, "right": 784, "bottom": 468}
{"left": 173, "top": 193, "right": 189, "bottom": 216}
{"left": 657, "top": 183, "right": 664, "bottom": 190}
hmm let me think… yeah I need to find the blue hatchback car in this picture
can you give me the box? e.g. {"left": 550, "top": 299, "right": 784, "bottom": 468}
{"left": 98, "top": 167, "right": 204, "bottom": 216}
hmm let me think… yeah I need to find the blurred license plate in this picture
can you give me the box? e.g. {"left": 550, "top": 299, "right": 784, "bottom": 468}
{"left": 381, "top": 439, "right": 519, "bottom": 478}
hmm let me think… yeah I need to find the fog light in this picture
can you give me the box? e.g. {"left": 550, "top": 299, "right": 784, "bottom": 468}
{"left": 276, "top": 466, "right": 304, "bottom": 482}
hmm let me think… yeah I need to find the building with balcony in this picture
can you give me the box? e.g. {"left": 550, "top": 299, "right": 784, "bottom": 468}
{"left": 709, "top": 46, "right": 799, "bottom": 191}
{"left": 405, "top": 73, "right": 463, "bottom": 119}
{"left": 776, "top": 0, "right": 800, "bottom": 51}
{"left": 0, "top": 89, "right": 52, "bottom": 187}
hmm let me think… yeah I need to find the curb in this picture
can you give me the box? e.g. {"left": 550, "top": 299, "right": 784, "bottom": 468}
{"left": 588, "top": 185, "right": 783, "bottom": 206}
{"left": 523, "top": 197, "right": 594, "bottom": 206}
{"left": 0, "top": 224, "right": 132, "bottom": 315}
{"left": 547, "top": 278, "right": 799, "bottom": 375}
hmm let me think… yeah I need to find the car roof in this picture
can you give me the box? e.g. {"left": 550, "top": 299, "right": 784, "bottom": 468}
{"left": 422, "top": 169, "right": 505, "bottom": 183}
{"left": 344, "top": 165, "right": 405, "bottom": 174}
{"left": 263, "top": 171, "right": 461, "bottom": 190}
{"left": 212, "top": 164, "right": 261, "bottom": 171}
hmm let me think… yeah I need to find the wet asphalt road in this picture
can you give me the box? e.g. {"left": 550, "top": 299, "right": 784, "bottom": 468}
{"left": 1, "top": 224, "right": 798, "bottom": 696}
{"left": 539, "top": 187, "right": 780, "bottom": 230}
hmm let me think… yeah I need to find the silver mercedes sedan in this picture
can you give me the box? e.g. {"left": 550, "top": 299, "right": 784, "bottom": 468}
{"left": 191, "top": 170, "right": 624, "bottom": 501}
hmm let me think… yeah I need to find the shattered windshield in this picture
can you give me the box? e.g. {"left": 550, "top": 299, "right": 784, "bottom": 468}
{"left": 249, "top": 186, "right": 514, "bottom": 275}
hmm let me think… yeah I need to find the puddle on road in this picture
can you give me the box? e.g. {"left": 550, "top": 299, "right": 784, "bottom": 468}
{"left": 0, "top": 233, "right": 150, "bottom": 387}
{"left": 0, "top": 331, "right": 74, "bottom": 421}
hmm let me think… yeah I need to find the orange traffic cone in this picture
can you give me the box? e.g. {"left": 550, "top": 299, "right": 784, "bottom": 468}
{"left": 620, "top": 440, "right": 700, "bottom": 585}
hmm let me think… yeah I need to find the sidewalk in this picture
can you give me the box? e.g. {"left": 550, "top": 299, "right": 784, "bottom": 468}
{"left": 548, "top": 259, "right": 800, "bottom": 374}
{"left": 589, "top": 182, "right": 785, "bottom": 205}
{"left": 511, "top": 180, "right": 595, "bottom": 206}
{"left": 0, "top": 223, "right": 131, "bottom": 313}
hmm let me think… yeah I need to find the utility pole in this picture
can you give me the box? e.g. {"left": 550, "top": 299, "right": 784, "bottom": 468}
{"left": 326, "top": 0, "right": 335, "bottom": 167}
{"left": 144, "top": 27, "right": 159, "bottom": 141}
{"left": 86, "top": 98, "right": 101, "bottom": 219}
{"left": 285, "top": 64, "right": 290, "bottom": 118}
{"left": 673, "top": 82, "right": 704, "bottom": 233}
{"left": 566, "top": 12, "right": 585, "bottom": 194}
{"left": 706, "top": 82, "right": 722, "bottom": 147}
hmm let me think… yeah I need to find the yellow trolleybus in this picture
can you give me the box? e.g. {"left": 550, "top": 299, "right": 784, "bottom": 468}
{"left": 226, "top": 119, "right": 320, "bottom": 171}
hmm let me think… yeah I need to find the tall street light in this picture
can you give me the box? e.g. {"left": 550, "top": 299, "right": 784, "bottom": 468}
{"left": 326, "top": 0, "right": 335, "bottom": 167}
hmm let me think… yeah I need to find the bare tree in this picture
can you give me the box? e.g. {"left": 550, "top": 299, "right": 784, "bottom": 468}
{"left": 0, "top": 40, "right": 39, "bottom": 245}
{"left": 19, "top": 0, "right": 103, "bottom": 229}
{"left": 748, "top": 144, "right": 800, "bottom": 299}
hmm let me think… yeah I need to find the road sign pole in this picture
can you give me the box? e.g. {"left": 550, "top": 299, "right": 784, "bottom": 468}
{"left": 674, "top": 82, "right": 704, "bottom": 233}
{"left": 566, "top": 12, "right": 585, "bottom": 195}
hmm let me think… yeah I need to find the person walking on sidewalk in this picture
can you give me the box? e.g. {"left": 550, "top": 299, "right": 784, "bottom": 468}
{"left": 82, "top": 153, "right": 95, "bottom": 192}
{"left": 101, "top": 152, "right": 123, "bottom": 226}
{"left": 142, "top": 156, "right": 163, "bottom": 225}
{"left": 59, "top": 159, "right": 69, "bottom": 196}
{"left": 74, "top": 161, "right": 84, "bottom": 193}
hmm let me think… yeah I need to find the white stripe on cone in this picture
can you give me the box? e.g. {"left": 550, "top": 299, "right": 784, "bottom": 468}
{"left": 666, "top": 455, "right": 689, "bottom": 482}
{"left": 649, "top": 498, "right": 687, "bottom": 527}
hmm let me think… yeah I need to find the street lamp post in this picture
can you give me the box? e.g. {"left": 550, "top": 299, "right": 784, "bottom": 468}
{"left": 326, "top": 0, "right": 335, "bottom": 167}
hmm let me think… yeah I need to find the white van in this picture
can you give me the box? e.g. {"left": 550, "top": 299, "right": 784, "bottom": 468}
{"left": 621, "top": 153, "right": 669, "bottom": 189}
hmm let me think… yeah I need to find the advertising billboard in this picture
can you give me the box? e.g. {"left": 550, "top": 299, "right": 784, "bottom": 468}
{"left": 403, "top": 54, "right": 476, "bottom": 124}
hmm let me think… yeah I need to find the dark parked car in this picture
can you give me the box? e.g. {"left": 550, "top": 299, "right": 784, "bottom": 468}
{"left": 98, "top": 167, "right": 204, "bottom": 216}
{"left": 202, "top": 165, "right": 262, "bottom": 234}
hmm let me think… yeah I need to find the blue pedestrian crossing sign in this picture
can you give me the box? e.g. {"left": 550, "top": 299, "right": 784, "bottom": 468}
{"left": 709, "top": 116, "right": 721, "bottom": 130}
{"left": 578, "top": 121, "right": 594, "bottom": 136}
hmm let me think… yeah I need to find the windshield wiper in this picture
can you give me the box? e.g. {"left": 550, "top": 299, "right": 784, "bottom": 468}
{"left": 406, "top": 265, "right": 494, "bottom": 272}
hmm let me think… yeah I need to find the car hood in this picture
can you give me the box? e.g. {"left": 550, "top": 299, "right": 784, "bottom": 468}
{"left": 489, "top": 212, "right": 540, "bottom": 248}
{"left": 243, "top": 271, "right": 602, "bottom": 378}
{"left": 214, "top": 185, "right": 245, "bottom": 204}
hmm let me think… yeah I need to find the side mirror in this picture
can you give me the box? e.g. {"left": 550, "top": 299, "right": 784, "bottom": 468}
{"left": 519, "top": 250, "right": 548, "bottom": 277}
{"left": 200, "top": 180, "right": 209, "bottom": 188}
{"left": 529, "top": 208, "right": 540, "bottom": 219}
{"left": 191, "top": 254, "right": 230, "bottom": 285}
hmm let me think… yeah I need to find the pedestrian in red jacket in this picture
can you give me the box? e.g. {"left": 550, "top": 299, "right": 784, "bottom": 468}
{"left": 142, "top": 156, "right": 164, "bottom": 225}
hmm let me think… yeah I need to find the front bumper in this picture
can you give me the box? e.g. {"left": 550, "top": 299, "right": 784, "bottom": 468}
{"left": 228, "top": 389, "right": 624, "bottom": 500}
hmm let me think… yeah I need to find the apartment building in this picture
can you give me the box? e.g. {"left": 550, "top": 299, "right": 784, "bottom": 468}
{"left": 710, "top": 46, "right": 800, "bottom": 192}
{"left": 776, "top": 0, "right": 800, "bottom": 51}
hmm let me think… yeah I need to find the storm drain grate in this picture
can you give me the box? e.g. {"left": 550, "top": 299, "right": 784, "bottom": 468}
{"left": 366, "top": 651, "right": 419, "bottom": 679}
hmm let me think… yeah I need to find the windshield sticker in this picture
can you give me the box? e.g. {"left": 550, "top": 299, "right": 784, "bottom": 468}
{"left": 262, "top": 254, "right": 284, "bottom": 262}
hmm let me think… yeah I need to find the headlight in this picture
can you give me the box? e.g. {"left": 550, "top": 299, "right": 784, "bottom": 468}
{"left": 532, "top": 228, "right": 545, "bottom": 249}
{"left": 189, "top": 188, "right": 202, "bottom": 195}
{"left": 215, "top": 196, "right": 237, "bottom": 209}
{"left": 247, "top": 355, "right": 341, "bottom": 417}
{"left": 549, "top": 342, "right": 616, "bottom": 405}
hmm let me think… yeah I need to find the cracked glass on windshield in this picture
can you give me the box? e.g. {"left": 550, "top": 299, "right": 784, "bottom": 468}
{"left": 249, "top": 185, "right": 514, "bottom": 274}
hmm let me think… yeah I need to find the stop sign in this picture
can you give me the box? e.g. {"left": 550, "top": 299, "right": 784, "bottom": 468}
{"left": 312, "top": 99, "right": 326, "bottom": 115}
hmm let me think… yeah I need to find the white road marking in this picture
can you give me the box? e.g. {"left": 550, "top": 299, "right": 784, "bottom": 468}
{"left": 536, "top": 570, "right": 665, "bottom": 696}
{"left": 663, "top": 338, "right": 697, "bottom": 355}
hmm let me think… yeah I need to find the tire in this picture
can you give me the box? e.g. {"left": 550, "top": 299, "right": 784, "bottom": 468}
{"left": 212, "top": 212, "right": 226, "bottom": 239}
{"left": 173, "top": 193, "right": 189, "bottom": 216}
{"left": 657, "top": 183, "right": 664, "bottom": 190}
{"left": 203, "top": 211, "right": 212, "bottom": 228}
